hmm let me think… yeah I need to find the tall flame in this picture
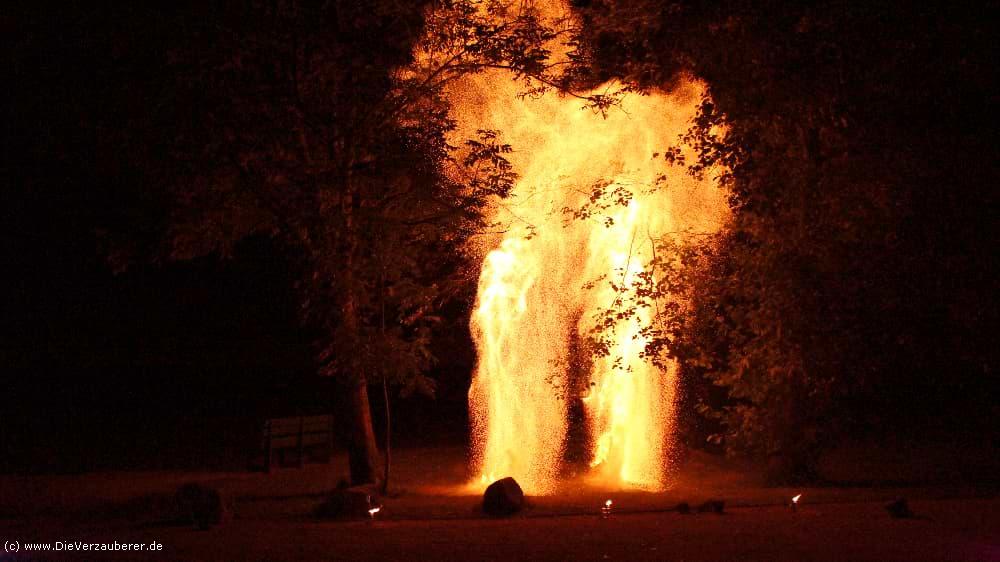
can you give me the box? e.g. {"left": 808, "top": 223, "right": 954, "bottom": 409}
{"left": 447, "top": 2, "right": 727, "bottom": 494}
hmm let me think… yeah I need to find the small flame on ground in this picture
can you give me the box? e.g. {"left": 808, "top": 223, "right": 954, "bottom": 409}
{"left": 368, "top": 506, "right": 381, "bottom": 517}
{"left": 792, "top": 494, "right": 802, "bottom": 504}
{"left": 601, "top": 498, "right": 614, "bottom": 518}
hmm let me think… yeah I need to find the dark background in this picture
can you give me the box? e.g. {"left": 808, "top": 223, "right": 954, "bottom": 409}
{"left": 3, "top": 2, "right": 997, "bottom": 476}
{"left": 1, "top": 223, "right": 472, "bottom": 473}
{"left": 2, "top": 3, "right": 477, "bottom": 475}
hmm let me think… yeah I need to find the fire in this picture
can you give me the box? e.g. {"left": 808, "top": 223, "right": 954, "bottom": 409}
{"left": 792, "top": 494, "right": 802, "bottom": 504}
{"left": 446, "top": 1, "right": 727, "bottom": 493}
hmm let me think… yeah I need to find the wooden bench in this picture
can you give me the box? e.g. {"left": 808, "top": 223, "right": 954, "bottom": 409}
{"left": 260, "top": 414, "right": 335, "bottom": 473}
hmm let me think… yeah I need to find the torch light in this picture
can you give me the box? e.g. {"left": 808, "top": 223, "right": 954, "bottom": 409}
{"left": 366, "top": 494, "right": 382, "bottom": 520}
{"left": 790, "top": 494, "right": 802, "bottom": 512}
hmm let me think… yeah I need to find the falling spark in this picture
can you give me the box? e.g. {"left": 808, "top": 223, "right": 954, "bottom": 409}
{"left": 442, "top": 0, "right": 728, "bottom": 494}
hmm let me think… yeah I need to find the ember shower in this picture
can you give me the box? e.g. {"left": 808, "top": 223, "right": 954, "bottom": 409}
{"left": 443, "top": 2, "right": 727, "bottom": 493}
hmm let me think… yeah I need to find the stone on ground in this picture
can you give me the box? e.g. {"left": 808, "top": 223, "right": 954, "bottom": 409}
{"left": 175, "top": 482, "right": 229, "bottom": 530}
{"left": 482, "top": 477, "right": 524, "bottom": 516}
{"left": 697, "top": 499, "right": 725, "bottom": 514}
{"left": 885, "top": 498, "right": 914, "bottom": 519}
{"left": 315, "top": 484, "right": 380, "bottom": 520}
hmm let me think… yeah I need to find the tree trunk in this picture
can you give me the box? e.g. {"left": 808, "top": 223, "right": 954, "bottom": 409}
{"left": 380, "top": 376, "right": 391, "bottom": 494}
{"left": 340, "top": 233, "right": 379, "bottom": 486}
{"left": 341, "top": 147, "right": 380, "bottom": 486}
{"left": 347, "top": 379, "right": 380, "bottom": 485}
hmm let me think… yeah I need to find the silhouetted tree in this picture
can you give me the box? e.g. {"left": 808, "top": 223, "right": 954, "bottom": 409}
{"left": 123, "top": 0, "right": 606, "bottom": 485}
{"left": 574, "top": 0, "right": 998, "bottom": 479}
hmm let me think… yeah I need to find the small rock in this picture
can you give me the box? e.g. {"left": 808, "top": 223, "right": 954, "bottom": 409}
{"left": 885, "top": 498, "right": 913, "bottom": 519}
{"left": 315, "top": 485, "right": 379, "bottom": 520}
{"left": 483, "top": 477, "right": 524, "bottom": 516}
{"left": 697, "top": 499, "right": 725, "bottom": 514}
{"left": 175, "top": 483, "right": 228, "bottom": 530}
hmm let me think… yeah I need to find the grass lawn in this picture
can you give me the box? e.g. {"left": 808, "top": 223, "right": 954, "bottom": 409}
{"left": 3, "top": 446, "right": 997, "bottom": 561}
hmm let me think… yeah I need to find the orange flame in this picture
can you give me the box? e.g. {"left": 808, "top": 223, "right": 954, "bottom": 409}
{"left": 446, "top": 1, "right": 727, "bottom": 494}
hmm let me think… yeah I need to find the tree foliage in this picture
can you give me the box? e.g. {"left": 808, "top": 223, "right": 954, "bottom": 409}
{"left": 92, "top": 0, "right": 616, "bottom": 482}
{"left": 573, "top": 0, "right": 998, "bottom": 477}
{"left": 150, "top": 0, "right": 612, "bottom": 379}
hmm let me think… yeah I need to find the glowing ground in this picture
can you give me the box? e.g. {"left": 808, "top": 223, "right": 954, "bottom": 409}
{"left": 4, "top": 445, "right": 997, "bottom": 561}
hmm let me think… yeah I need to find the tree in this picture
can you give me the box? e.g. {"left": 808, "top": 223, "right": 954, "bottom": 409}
{"left": 573, "top": 0, "right": 998, "bottom": 480}
{"left": 125, "top": 0, "right": 609, "bottom": 485}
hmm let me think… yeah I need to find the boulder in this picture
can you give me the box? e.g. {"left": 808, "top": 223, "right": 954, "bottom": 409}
{"left": 482, "top": 477, "right": 524, "bottom": 516}
{"left": 885, "top": 498, "right": 913, "bottom": 519}
{"left": 315, "top": 484, "right": 379, "bottom": 520}
{"left": 175, "top": 483, "right": 229, "bottom": 530}
{"left": 697, "top": 499, "right": 725, "bottom": 514}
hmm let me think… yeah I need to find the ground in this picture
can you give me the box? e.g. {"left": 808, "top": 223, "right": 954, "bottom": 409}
{"left": 2, "top": 446, "right": 998, "bottom": 561}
